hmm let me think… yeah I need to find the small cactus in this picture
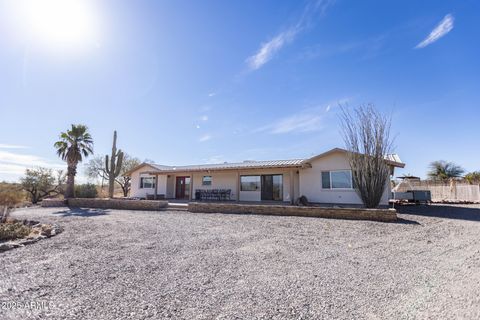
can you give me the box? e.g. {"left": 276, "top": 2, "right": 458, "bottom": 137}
{"left": 106, "top": 131, "right": 124, "bottom": 198}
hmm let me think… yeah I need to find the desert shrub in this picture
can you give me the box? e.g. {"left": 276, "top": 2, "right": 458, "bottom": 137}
{"left": 75, "top": 183, "right": 98, "bottom": 198}
{"left": 0, "top": 222, "right": 31, "bottom": 241}
{"left": 0, "top": 183, "right": 25, "bottom": 206}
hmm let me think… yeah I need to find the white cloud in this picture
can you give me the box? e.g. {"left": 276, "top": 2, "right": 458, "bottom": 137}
{"left": 199, "top": 134, "right": 212, "bottom": 142}
{"left": 0, "top": 150, "right": 64, "bottom": 181}
{"left": 196, "top": 125, "right": 201, "bottom": 129}
{"left": 208, "top": 92, "right": 216, "bottom": 97}
{"left": 415, "top": 14, "right": 454, "bottom": 49}
{"left": 0, "top": 143, "right": 29, "bottom": 149}
{"left": 200, "top": 115, "right": 209, "bottom": 121}
{"left": 0, "top": 163, "right": 28, "bottom": 175}
{"left": 246, "top": 0, "right": 334, "bottom": 71}
{"left": 256, "top": 97, "right": 349, "bottom": 134}
{"left": 325, "top": 97, "right": 349, "bottom": 112}
{"left": 258, "top": 113, "right": 323, "bottom": 134}
{"left": 0, "top": 150, "right": 59, "bottom": 168}
{"left": 246, "top": 29, "right": 298, "bottom": 71}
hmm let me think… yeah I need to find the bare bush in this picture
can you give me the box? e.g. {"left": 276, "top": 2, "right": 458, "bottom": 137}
{"left": 340, "top": 104, "right": 393, "bottom": 208}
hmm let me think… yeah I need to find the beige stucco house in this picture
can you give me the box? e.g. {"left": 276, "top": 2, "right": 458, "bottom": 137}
{"left": 125, "top": 148, "right": 404, "bottom": 206}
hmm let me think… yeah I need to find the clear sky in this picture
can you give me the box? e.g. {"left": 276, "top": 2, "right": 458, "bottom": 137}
{"left": 0, "top": 0, "right": 479, "bottom": 182}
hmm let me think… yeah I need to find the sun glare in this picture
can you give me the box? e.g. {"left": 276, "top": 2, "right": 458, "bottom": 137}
{"left": 10, "top": 0, "right": 100, "bottom": 52}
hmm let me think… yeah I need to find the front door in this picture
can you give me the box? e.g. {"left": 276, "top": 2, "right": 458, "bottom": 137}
{"left": 175, "top": 176, "right": 191, "bottom": 199}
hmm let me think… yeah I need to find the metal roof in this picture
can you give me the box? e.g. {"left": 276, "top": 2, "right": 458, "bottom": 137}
{"left": 384, "top": 154, "right": 404, "bottom": 167}
{"left": 143, "top": 159, "right": 306, "bottom": 173}
{"left": 384, "top": 154, "right": 402, "bottom": 164}
{"left": 126, "top": 148, "right": 405, "bottom": 175}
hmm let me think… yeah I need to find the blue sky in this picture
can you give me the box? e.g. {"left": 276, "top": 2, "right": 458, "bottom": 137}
{"left": 0, "top": 0, "right": 479, "bottom": 182}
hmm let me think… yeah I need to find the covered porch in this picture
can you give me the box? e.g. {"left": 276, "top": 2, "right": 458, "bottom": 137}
{"left": 144, "top": 168, "right": 300, "bottom": 204}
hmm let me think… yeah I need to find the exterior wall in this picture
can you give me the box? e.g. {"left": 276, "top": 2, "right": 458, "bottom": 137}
{"left": 129, "top": 171, "right": 167, "bottom": 198}
{"left": 191, "top": 171, "right": 238, "bottom": 200}
{"left": 189, "top": 168, "right": 294, "bottom": 202}
{"left": 128, "top": 151, "right": 392, "bottom": 205}
{"left": 299, "top": 151, "right": 390, "bottom": 205}
{"left": 166, "top": 175, "right": 175, "bottom": 198}
{"left": 236, "top": 168, "right": 294, "bottom": 202}
{"left": 129, "top": 167, "right": 298, "bottom": 202}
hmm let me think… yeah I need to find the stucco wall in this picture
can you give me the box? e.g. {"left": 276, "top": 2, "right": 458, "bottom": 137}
{"left": 299, "top": 151, "right": 390, "bottom": 205}
{"left": 191, "top": 171, "right": 238, "bottom": 200}
{"left": 130, "top": 171, "right": 167, "bottom": 198}
{"left": 130, "top": 167, "right": 297, "bottom": 201}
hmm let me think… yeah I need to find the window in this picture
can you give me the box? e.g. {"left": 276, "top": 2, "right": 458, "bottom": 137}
{"left": 240, "top": 175, "right": 260, "bottom": 191}
{"left": 202, "top": 176, "right": 212, "bottom": 186}
{"left": 321, "top": 170, "right": 353, "bottom": 189}
{"left": 140, "top": 176, "right": 156, "bottom": 189}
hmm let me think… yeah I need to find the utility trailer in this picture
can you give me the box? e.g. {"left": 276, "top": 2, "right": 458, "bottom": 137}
{"left": 392, "top": 190, "right": 431, "bottom": 205}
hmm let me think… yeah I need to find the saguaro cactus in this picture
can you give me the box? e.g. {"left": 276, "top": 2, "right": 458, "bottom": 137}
{"left": 106, "top": 131, "right": 124, "bottom": 198}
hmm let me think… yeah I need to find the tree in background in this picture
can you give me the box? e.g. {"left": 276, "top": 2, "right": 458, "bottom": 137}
{"left": 85, "top": 153, "right": 141, "bottom": 197}
{"left": 427, "top": 161, "right": 465, "bottom": 181}
{"left": 340, "top": 104, "right": 394, "bottom": 208}
{"left": 85, "top": 156, "right": 108, "bottom": 188}
{"left": 20, "top": 168, "right": 66, "bottom": 204}
{"left": 464, "top": 171, "right": 480, "bottom": 184}
{"left": 116, "top": 155, "right": 141, "bottom": 197}
{"left": 54, "top": 124, "right": 94, "bottom": 198}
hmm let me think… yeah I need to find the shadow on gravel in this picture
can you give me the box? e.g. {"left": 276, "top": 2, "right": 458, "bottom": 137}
{"left": 396, "top": 205, "right": 480, "bottom": 222}
{"left": 396, "top": 217, "right": 421, "bottom": 225}
{"left": 53, "top": 208, "right": 109, "bottom": 217}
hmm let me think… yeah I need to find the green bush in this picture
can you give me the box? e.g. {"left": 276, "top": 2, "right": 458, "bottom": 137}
{"left": 75, "top": 183, "right": 98, "bottom": 198}
{"left": 0, "top": 222, "right": 31, "bottom": 241}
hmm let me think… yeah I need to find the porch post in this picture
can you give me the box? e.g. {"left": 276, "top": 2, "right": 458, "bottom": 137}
{"left": 189, "top": 175, "right": 194, "bottom": 201}
{"left": 290, "top": 170, "right": 295, "bottom": 205}
{"left": 236, "top": 171, "right": 240, "bottom": 202}
{"left": 154, "top": 173, "right": 159, "bottom": 200}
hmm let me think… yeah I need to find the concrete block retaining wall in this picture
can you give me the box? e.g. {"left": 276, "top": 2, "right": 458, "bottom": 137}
{"left": 41, "top": 198, "right": 168, "bottom": 211}
{"left": 188, "top": 202, "right": 397, "bottom": 222}
{"left": 41, "top": 199, "right": 67, "bottom": 207}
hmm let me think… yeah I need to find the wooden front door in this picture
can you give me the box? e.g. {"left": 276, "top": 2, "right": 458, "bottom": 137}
{"left": 175, "top": 177, "right": 190, "bottom": 199}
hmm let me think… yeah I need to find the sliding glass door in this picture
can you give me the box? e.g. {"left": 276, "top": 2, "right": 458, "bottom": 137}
{"left": 260, "top": 174, "right": 283, "bottom": 201}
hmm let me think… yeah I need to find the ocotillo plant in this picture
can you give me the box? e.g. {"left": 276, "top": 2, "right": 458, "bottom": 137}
{"left": 105, "top": 131, "right": 124, "bottom": 198}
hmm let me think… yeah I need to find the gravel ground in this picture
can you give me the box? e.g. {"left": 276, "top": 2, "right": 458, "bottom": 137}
{"left": 1, "top": 204, "right": 480, "bottom": 320}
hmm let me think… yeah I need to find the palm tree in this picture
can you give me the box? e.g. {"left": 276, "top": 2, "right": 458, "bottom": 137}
{"left": 427, "top": 160, "right": 464, "bottom": 181}
{"left": 54, "top": 124, "right": 94, "bottom": 198}
{"left": 465, "top": 171, "right": 480, "bottom": 184}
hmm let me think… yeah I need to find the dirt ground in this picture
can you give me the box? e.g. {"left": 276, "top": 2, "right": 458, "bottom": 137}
{"left": 1, "top": 204, "right": 479, "bottom": 319}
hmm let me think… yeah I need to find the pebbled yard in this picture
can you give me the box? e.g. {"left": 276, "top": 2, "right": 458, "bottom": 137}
{"left": 1, "top": 204, "right": 480, "bottom": 320}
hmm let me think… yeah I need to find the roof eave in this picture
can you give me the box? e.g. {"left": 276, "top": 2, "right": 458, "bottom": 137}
{"left": 141, "top": 164, "right": 307, "bottom": 175}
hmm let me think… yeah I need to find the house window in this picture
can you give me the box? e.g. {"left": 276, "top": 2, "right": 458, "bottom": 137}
{"left": 202, "top": 176, "right": 212, "bottom": 186}
{"left": 140, "top": 177, "right": 156, "bottom": 189}
{"left": 321, "top": 170, "right": 353, "bottom": 189}
{"left": 240, "top": 175, "right": 260, "bottom": 191}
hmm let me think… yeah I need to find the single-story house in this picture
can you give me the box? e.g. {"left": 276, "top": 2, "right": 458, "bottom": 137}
{"left": 125, "top": 148, "right": 405, "bottom": 206}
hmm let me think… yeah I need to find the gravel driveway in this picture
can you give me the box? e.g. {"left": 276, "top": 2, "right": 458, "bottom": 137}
{"left": 1, "top": 205, "right": 480, "bottom": 320}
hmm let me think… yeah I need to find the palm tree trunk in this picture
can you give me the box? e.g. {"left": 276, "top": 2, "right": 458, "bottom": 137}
{"left": 65, "top": 163, "right": 77, "bottom": 198}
